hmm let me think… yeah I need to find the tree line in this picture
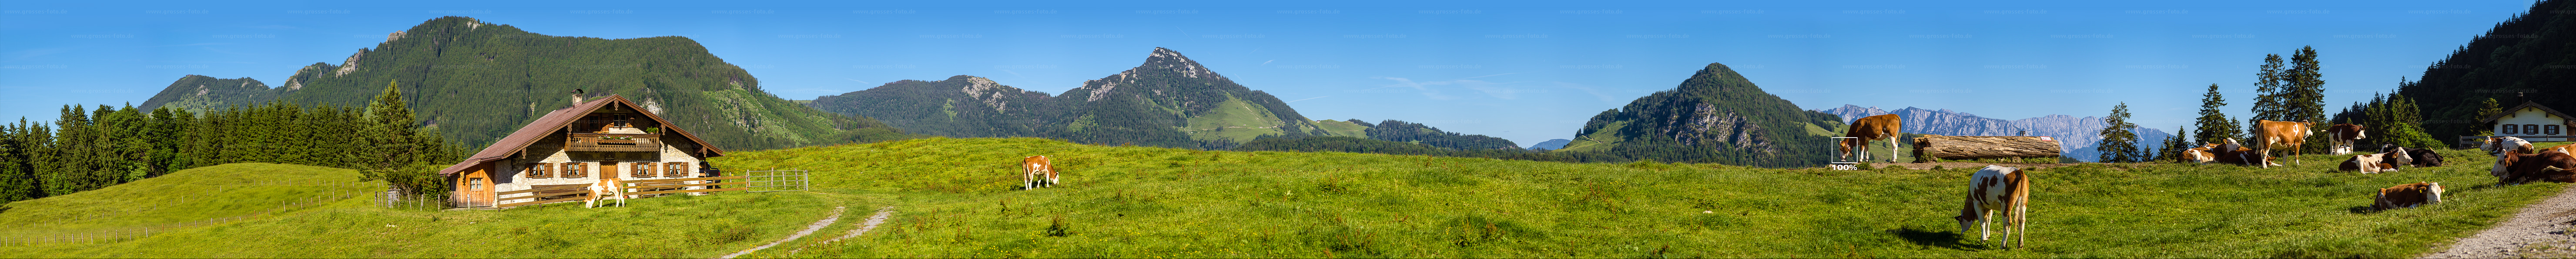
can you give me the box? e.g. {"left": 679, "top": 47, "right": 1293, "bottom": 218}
{"left": 0, "top": 82, "right": 462, "bottom": 202}
{"left": 2103, "top": 45, "right": 2456, "bottom": 163}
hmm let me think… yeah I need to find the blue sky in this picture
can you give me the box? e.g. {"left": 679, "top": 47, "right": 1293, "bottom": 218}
{"left": 0, "top": 0, "right": 2540, "bottom": 146}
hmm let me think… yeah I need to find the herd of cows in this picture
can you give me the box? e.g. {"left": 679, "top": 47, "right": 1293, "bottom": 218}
{"left": 1826, "top": 115, "right": 2576, "bottom": 249}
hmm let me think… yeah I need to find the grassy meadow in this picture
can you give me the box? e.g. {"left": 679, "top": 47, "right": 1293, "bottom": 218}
{"left": 710, "top": 138, "right": 2568, "bottom": 258}
{"left": 2, "top": 138, "right": 2567, "bottom": 258}
{"left": 0, "top": 163, "right": 847, "bottom": 258}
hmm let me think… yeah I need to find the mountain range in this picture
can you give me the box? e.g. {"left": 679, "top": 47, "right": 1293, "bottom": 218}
{"left": 804, "top": 48, "right": 1517, "bottom": 150}
{"left": 1815, "top": 104, "right": 2176, "bottom": 161}
{"left": 135, "top": 17, "right": 907, "bottom": 151}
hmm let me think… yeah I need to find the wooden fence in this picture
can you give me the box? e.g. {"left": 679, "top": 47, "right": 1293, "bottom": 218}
{"left": 491, "top": 176, "right": 750, "bottom": 208}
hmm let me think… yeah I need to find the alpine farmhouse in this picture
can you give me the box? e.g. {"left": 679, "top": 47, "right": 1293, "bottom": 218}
{"left": 435, "top": 94, "right": 727, "bottom": 207}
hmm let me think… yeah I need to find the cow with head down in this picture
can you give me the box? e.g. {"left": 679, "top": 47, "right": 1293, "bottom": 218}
{"left": 1956, "top": 165, "right": 2031, "bottom": 249}
{"left": 1842, "top": 114, "right": 1903, "bottom": 163}
{"left": 2326, "top": 124, "right": 2367, "bottom": 155}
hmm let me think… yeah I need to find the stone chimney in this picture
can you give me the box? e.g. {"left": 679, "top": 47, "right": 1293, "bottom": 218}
{"left": 572, "top": 89, "right": 587, "bottom": 103}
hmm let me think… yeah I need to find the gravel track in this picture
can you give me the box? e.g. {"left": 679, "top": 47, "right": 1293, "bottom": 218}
{"left": 718, "top": 206, "right": 846, "bottom": 259}
{"left": 2422, "top": 186, "right": 2576, "bottom": 258}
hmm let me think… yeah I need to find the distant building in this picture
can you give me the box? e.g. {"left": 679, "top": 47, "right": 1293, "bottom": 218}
{"left": 2476, "top": 101, "right": 2573, "bottom": 144}
{"left": 435, "top": 94, "right": 726, "bottom": 208}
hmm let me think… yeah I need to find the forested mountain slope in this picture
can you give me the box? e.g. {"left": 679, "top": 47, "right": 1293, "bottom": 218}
{"left": 1558, "top": 63, "right": 1846, "bottom": 167}
{"left": 137, "top": 17, "right": 905, "bottom": 150}
{"left": 2398, "top": 0, "right": 2576, "bottom": 138}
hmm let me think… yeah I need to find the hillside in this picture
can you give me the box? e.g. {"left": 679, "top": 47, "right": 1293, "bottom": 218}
{"left": 2402, "top": 0, "right": 2576, "bottom": 139}
{"left": 1819, "top": 104, "right": 2177, "bottom": 161}
{"left": 700, "top": 138, "right": 2557, "bottom": 258}
{"left": 0, "top": 163, "right": 843, "bottom": 258}
{"left": 134, "top": 17, "right": 908, "bottom": 151}
{"left": 1557, "top": 63, "right": 1848, "bottom": 167}
{"left": 807, "top": 47, "right": 1513, "bottom": 150}
{"left": 136, "top": 75, "right": 275, "bottom": 114}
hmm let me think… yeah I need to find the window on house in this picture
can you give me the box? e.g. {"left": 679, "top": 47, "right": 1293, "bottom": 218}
{"left": 666, "top": 162, "right": 687, "bottom": 178}
{"left": 469, "top": 178, "right": 485, "bottom": 191}
{"left": 2528, "top": 124, "right": 2542, "bottom": 135}
{"left": 633, "top": 162, "right": 653, "bottom": 178}
{"left": 567, "top": 163, "right": 587, "bottom": 178}
{"left": 2549, "top": 124, "right": 2563, "bottom": 135}
{"left": 2506, "top": 124, "right": 2519, "bottom": 135}
{"left": 530, "top": 163, "right": 551, "bottom": 178}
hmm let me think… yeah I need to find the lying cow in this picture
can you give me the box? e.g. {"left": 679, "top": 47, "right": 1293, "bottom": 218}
{"left": 2338, "top": 147, "right": 2412, "bottom": 174}
{"left": 2495, "top": 149, "right": 2576, "bottom": 185}
{"left": 1023, "top": 155, "right": 1060, "bottom": 189}
{"left": 2182, "top": 143, "right": 2219, "bottom": 165}
{"left": 1956, "top": 165, "right": 2032, "bottom": 249}
{"left": 2380, "top": 144, "right": 2445, "bottom": 167}
{"left": 2327, "top": 124, "right": 2367, "bottom": 155}
{"left": 2486, "top": 136, "right": 2535, "bottom": 156}
{"left": 2208, "top": 138, "right": 2281, "bottom": 167}
{"left": 2372, "top": 182, "right": 2445, "bottom": 211}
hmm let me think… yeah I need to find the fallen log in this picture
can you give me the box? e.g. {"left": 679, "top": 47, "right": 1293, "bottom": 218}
{"left": 1911, "top": 135, "right": 2063, "bottom": 163}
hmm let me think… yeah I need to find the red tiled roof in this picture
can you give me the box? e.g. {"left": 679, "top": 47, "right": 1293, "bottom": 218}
{"left": 438, "top": 95, "right": 726, "bottom": 175}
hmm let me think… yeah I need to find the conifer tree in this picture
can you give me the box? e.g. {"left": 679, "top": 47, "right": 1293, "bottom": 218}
{"left": 2193, "top": 84, "right": 2241, "bottom": 145}
{"left": 2098, "top": 103, "right": 2142, "bottom": 163}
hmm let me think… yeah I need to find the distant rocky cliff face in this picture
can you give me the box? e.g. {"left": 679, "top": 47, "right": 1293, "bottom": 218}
{"left": 1818, "top": 104, "right": 2174, "bottom": 161}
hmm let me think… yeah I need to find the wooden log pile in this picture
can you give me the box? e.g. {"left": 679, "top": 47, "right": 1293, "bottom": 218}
{"left": 1910, "top": 135, "right": 2063, "bottom": 163}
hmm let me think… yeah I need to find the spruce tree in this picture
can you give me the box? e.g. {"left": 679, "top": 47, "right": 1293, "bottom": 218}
{"left": 2098, "top": 103, "right": 2142, "bottom": 163}
{"left": 2193, "top": 84, "right": 2241, "bottom": 145}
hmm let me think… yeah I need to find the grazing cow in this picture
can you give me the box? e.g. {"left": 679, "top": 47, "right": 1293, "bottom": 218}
{"left": 2381, "top": 144, "right": 2446, "bottom": 167}
{"left": 2372, "top": 182, "right": 2446, "bottom": 211}
{"left": 2486, "top": 137, "right": 2535, "bottom": 156}
{"left": 1023, "top": 155, "right": 1059, "bottom": 189}
{"left": 1956, "top": 165, "right": 2031, "bottom": 249}
{"left": 2495, "top": 149, "right": 2576, "bottom": 184}
{"left": 586, "top": 178, "right": 627, "bottom": 208}
{"left": 2252, "top": 120, "right": 2313, "bottom": 168}
{"left": 1842, "top": 114, "right": 1903, "bottom": 163}
{"left": 2326, "top": 124, "right": 2367, "bottom": 155}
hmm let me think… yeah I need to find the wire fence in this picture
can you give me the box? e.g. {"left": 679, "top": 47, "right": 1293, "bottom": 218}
{"left": 1, "top": 179, "right": 385, "bottom": 246}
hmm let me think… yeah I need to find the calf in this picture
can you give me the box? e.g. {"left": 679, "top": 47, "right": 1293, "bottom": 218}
{"left": 1023, "top": 155, "right": 1059, "bottom": 189}
{"left": 2380, "top": 144, "right": 2446, "bottom": 167}
{"left": 2338, "top": 147, "right": 2410, "bottom": 174}
{"left": 1956, "top": 165, "right": 2032, "bottom": 249}
{"left": 2327, "top": 124, "right": 2367, "bottom": 155}
{"left": 1842, "top": 114, "right": 1903, "bottom": 162}
{"left": 2372, "top": 182, "right": 2446, "bottom": 211}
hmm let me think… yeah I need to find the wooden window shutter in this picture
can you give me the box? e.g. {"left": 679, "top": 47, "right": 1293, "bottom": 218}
{"left": 664, "top": 162, "right": 684, "bottom": 178}
{"left": 529, "top": 163, "right": 549, "bottom": 178}
{"left": 569, "top": 163, "right": 586, "bottom": 178}
{"left": 632, "top": 163, "right": 652, "bottom": 178}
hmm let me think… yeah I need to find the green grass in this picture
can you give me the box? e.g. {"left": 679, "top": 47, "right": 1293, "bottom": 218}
{"left": 12, "top": 139, "right": 2568, "bottom": 258}
{"left": 0, "top": 163, "right": 848, "bottom": 258}
{"left": 1313, "top": 119, "right": 1371, "bottom": 138}
{"left": 1183, "top": 97, "right": 1291, "bottom": 143}
{"left": 700, "top": 138, "right": 2566, "bottom": 258}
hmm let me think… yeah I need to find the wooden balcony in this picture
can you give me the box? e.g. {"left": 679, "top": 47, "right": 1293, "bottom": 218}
{"left": 568, "top": 133, "right": 661, "bottom": 152}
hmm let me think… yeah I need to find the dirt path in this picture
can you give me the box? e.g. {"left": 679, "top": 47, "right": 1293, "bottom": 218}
{"left": 718, "top": 206, "right": 846, "bottom": 259}
{"left": 781, "top": 206, "right": 897, "bottom": 255}
{"left": 2422, "top": 185, "right": 2576, "bottom": 258}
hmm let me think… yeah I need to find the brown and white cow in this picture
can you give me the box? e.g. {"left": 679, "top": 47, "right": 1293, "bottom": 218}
{"left": 1842, "top": 114, "right": 1903, "bottom": 163}
{"left": 2209, "top": 138, "right": 2282, "bottom": 167}
{"left": 2495, "top": 149, "right": 2576, "bottom": 185}
{"left": 2338, "top": 147, "right": 2412, "bottom": 174}
{"left": 2372, "top": 182, "right": 2445, "bottom": 211}
{"left": 1023, "top": 155, "right": 1059, "bottom": 189}
{"left": 2486, "top": 136, "right": 2536, "bottom": 156}
{"left": 2326, "top": 124, "right": 2366, "bottom": 155}
{"left": 2252, "top": 120, "right": 2312, "bottom": 168}
{"left": 2182, "top": 143, "right": 2219, "bottom": 165}
{"left": 586, "top": 177, "right": 628, "bottom": 208}
{"left": 1956, "top": 165, "right": 2031, "bottom": 249}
